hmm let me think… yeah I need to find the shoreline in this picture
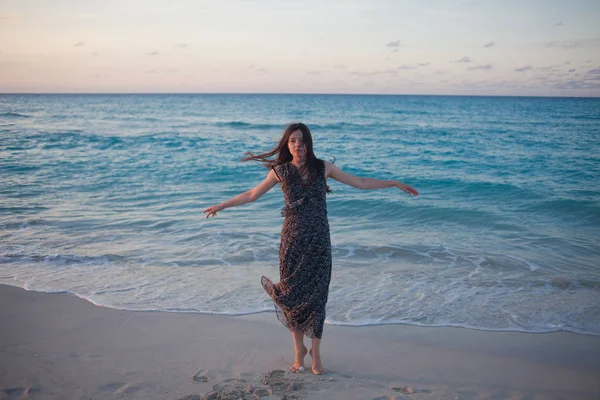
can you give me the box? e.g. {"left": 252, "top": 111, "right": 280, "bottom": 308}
{"left": 5, "top": 282, "right": 597, "bottom": 338}
{"left": 1, "top": 284, "right": 599, "bottom": 399}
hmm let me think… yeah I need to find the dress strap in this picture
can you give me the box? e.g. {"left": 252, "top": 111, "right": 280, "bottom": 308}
{"left": 272, "top": 165, "right": 283, "bottom": 183}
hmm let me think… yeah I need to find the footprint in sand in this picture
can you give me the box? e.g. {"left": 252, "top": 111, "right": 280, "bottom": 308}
{"left": 260, "top": 370, "right": 306, "bottom": 397}
{"left": 392, "top": 386, "right": 415, "bottom": 395}
{"left": 1, "top": 387, "right": 34, "bottom": 397}
{"left": 192, "top": 369, "right": 211, "bottom": 383}
{"left": 196, "top": 372, "right": 308, "bottom": 400}
{"left": 99, "top": 382, "right": 140, "bottom": 395}
{"left": 99, "top": 382, "right": 125, "bottom": 391}
{"left": 188, "top": 370, "right": 357, "bottom": 400}
{"left": 196, "top": 377, "right": 275, "bottom": 400}
{"left": 115, "top": 384, "right": 140, "bottom": 395}
{"left": 334, "top": 372, "right": 354, "bottom": 379}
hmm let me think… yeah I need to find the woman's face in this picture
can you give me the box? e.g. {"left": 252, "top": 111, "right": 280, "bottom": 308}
{"left": 288, "top": 130, "right": 306, "bottom": 162}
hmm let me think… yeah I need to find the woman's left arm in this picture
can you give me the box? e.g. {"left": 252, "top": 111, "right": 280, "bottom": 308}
{"left": 325, "top": 161, "right": 418, "bottom": 196}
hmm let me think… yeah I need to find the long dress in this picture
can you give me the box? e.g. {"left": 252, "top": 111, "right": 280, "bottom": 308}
{"left": 261, "top": 160, "right": 332, "bottom": 339}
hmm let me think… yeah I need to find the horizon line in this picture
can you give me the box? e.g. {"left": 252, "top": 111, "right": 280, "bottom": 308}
{"left": 1, "top": 92, "right": 599, "bottom": 99}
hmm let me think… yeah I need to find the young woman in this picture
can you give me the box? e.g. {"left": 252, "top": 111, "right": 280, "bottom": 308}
{"left": 203, "top": 123, "right": 418, "bottom": 375}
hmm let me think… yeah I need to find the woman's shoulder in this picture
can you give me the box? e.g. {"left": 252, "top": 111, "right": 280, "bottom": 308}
{"left": 320, "top": 159, "right": 339, "bottom": 179}
{"left": 320, "top": 159, "right": 336, "bottom": 171}
{"left": 272, "top": 162, "right": 290, "bottom": 176}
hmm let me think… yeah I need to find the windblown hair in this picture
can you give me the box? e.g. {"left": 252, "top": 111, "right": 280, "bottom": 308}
{"left": 242, "top": 123, "right": 332, "bottom": 192}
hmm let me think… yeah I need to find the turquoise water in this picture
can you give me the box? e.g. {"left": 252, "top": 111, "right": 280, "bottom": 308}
{"left": 1, "top": 94, "right": 599, "bottom": 335}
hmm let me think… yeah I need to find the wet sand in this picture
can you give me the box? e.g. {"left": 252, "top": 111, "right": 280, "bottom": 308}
{"left": 1, "top": 284, "right": 599, "bottom": 399}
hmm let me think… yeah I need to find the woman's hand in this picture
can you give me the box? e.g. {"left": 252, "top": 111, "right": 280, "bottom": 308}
{"left": 397, "top": 182, "right": 419, "bottom": 197}
{"left": 203, "top": 204, "right": 224, "bottom": 218}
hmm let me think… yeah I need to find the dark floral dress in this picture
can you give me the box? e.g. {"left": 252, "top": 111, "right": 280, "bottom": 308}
{"left": 261, "top": 160, "right": 332, "bottom": 339}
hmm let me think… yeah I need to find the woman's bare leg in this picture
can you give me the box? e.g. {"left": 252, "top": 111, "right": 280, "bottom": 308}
{"left": 310, "top": 337, "right": 324, "bottom": 374}
{"left": 291, "top": 331, "right": 308, "bottom": 371}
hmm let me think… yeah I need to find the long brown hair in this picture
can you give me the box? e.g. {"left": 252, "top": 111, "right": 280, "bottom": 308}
{"left": 242, "top": 123, "right": 331, "bottom": 192}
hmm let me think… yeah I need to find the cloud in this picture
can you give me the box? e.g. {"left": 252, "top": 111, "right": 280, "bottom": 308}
{"left": 453, "top": 79, "right": 522, "bottom": 89}
{"left": 350, "top": 71, "right": 381, "bottom": 77}
{"left": 306, "top": 70, "right": 321, "bottom": 76}
{"left": 247, "top": 65, "right": 267, "bottom": 74}
{"left": 391, "top": 49, "right": 399, "bottom": 53}
{"left": 146, "top": 70, "right": 156, "bottom": 74}
{"left": 538, "top": 65, "right": 558, "bottom": 71}
{"left": 386, "top": 40, "right": 400, "bottom": 47}
{"left": 331, "top": 80, "right": 348, "bottom": 86}
{"left": 434, "top": 70, "right": 448, "bottom": 75}
{"left": 91, "top": 52, "right": 99, "bottom": 56}
{"left": 585, "top": 67, "right": 600, "bottom": 80}
{"left": 564, "top": 61, "right": 571, "bottom": 65}
{"left": 147, "top": 51, "right": 159, "bottom": 56}
{"left": 455, "top": 56, "right": 472, "bottom": 63}
{"left": 0, "top": 12, "right": 20, "bottom": 23}
{"left": 554, "top": 22, "right": 564, "bottom": 26}
{"left": 467, "top": 64, "right": 492, "bottom": 71}
{"left": 545, "top": 38, "right": 600, "bottom": 49}
{"left": 568, "top": 68, "right": 576, "bottom": 73}
{"left": 553, "top": 79, "right": 600, "bottom": 90}
{"left": 514, "top": 65, "right": 533, "bottom": 72}
{"left": 174, "top": 43, "right": 188, "bottom": 48}
{"left": 418, "top": 62, "right": 430, "bottom": 67}
{"left": 0, "top": 13, "right": 14, "bottom": 21}
{"left": 73, "top": 42, "right": 85, "bottom": 47}
{"left": 384, "top": 69, "right": 398, "bottom": 75}
{"left": 484, "top": 41, "right": 495, "bottom": 48}
{"left": 397, "top": 64, "right": 416, "bottom": 70}
{"left": 333, "top": 65, "right": 347, "bottom": 69}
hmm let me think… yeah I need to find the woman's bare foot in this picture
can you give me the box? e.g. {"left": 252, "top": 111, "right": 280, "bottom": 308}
{"left": 290, "top": 345, "right": 308, "bottom": 373}
{"left": 308, "top": 348, "right": 325, "bottom": 375}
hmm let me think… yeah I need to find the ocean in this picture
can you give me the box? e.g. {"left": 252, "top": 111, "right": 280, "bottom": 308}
{"left": 1, "top": 94, "right": 599, "bottom": 335}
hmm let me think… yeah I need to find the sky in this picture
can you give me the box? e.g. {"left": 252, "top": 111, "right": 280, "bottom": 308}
{"left": 1, "top": 0, "right": 599, "bottom": 96}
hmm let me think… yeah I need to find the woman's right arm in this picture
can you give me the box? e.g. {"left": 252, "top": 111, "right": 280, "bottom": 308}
{"left": 203, "top": 169, "right": 280, "bottom": 218}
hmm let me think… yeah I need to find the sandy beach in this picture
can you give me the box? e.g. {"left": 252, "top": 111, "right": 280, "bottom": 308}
{"left": 1, "top": 284, "right": 599, "bottom": 400}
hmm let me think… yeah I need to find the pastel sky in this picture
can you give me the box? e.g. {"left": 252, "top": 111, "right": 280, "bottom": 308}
{"left": 1, "top": 0, "right": 599, "bottom": 96}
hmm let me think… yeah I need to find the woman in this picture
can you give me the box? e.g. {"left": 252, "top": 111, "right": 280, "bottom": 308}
{"left": 203, "top": 123, "right": 418, "bottom": 375}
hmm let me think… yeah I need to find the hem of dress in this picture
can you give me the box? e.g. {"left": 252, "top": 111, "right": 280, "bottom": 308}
{"left": 260, "top": 275, "right": 322, "bottom": 339}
